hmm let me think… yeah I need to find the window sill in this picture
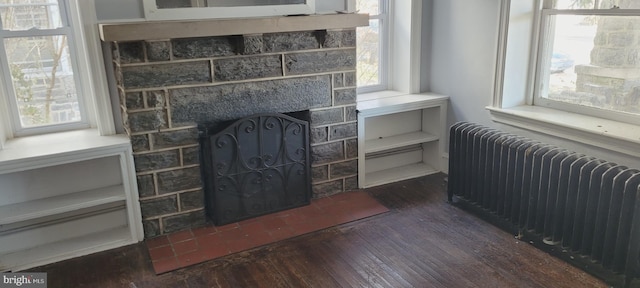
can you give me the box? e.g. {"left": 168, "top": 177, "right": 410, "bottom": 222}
{"left": 487, "top": 105, "right": 640, "bottom": 158}
{"left": 0, "top": 129, "right": 131, "bottom": 174}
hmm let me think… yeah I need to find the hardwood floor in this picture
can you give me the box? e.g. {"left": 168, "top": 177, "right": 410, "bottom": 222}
{"left": 30, "top": 173, "right": 607, "bottom": 287}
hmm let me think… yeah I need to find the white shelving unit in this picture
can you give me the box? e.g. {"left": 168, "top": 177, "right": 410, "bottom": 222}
{"left": 357, "top": 92, "right": 448, "bottom": 188}
{"left": 0, "top": 129, "right": 143, "bottom": 272}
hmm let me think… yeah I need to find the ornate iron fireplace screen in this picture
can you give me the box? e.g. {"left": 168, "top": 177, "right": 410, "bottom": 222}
{"left": 198, "top": 112, "right": 312, "bottom": 226}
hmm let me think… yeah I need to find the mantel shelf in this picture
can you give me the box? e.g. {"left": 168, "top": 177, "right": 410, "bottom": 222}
{"left": 99, "top": 13, "right": 369, "bottom": 42}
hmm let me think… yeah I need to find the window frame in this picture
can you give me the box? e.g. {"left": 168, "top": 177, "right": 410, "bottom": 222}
{"left": 532, "top": 5, "right": 640, "bottom": 126}
{"left": 356, "top": 0, "right": 389, "bottom": 94}
{"left": 490, "top": 0, "right": 640, "bottom": 158}
{"left": 0, "top": 0, "right": 113, "bottom": 141}
{"left": 0, "top": 0, "right": 90, "bottom": 136}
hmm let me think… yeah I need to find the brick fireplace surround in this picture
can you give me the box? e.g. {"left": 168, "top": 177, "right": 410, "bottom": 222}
{"left": 102, "top": 14, "right": 368, "bottom": 238}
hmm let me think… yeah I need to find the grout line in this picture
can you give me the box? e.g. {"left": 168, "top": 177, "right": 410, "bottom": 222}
{"left": 121, "top": 70, "right": 356, "bottom": 92}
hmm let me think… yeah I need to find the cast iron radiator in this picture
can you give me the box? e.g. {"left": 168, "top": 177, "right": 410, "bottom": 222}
{"left": 448, "top": 122, "right": 640, "bottom": 287}
{"left": 199, "top": 113, "right": 312, "bottom": 226}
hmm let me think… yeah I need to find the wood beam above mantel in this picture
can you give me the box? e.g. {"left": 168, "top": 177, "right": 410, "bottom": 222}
{"left": 99, "top": 13, "right": 369, "bottom": 42}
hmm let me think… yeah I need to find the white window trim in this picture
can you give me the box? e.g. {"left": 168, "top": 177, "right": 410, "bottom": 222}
{"left": 489, "top": 0, "right": 640, "bottom": 158}
{"left": 390, "top": 0, "right": 422, "bottom": 94}
{"left": 0, "top": 0, "right": 116, "bottom": 149}
{"left": 533, "top": 8, "right": 640, "bottom": 125}
{"left": 70, "top": 0, "right": 115, "bottom": 135}
{"left": 0, "top": 22, "right": 92, "bottom": 136}
{"left": 357, "top": 0, "right": 422, "bottom": 97}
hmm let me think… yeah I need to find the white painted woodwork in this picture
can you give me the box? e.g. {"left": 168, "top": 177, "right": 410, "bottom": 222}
{"left": 357, "top": 92, "right": 448, "bottom": 188}
{"left": 365, "top": 131, "right": 438, "bottom": 154}
{"left": 0, "top": 156, "right": 122, "bottom": 206}
{"left": 0, "top": 119, "right": 5, "bottom": 149}
{"left": 389, "top": 0, "right": 423, "bottom": 94}
{"left": 0, "top": 209, "right": 127, "bottom": 255}
{"left": 365, "top": 149, "right": 423, "bottom": 174}
{"left": 0, "top": 129, "right": 130, "bottom": 172}
{"left": 365, "top": 162, "right": 438, "bottom": 188}
{"left": 73, "top": 0, "right": 116, "bottom": 135}
{"left": 0, "top": 185, "right": 124, "bottom": 225}
{"left": 1, "top": 226, "right": 131, "bottom": 272}
{"left": 488, "top": 105, "right": 640, "bottom": 159}
{"left": 364, "top": 110, "right": 422, "bottom": 140}
{"left": 0, "top": 129, "right": 143, "bottom": 272}
{"left": 99, "top": 13, "right": 369, "bottom": 42}
{"left": 0, "top": 0, "right": 116, "bottom": 140}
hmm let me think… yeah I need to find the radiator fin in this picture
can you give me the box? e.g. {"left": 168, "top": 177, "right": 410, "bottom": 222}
{"left": 448, "top": 122, "right": 640, "bottom": 287}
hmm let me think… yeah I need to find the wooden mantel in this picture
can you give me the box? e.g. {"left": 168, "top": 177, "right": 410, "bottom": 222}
{"left": 99, "top": 13, "right": 369, "bottom": 42}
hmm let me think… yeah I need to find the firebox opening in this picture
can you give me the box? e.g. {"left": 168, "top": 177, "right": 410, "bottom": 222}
{"left": 198, "top": 111, "right": 312, "bottom": 226}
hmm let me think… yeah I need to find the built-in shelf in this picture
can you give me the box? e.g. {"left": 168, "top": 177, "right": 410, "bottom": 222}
{"left": 0, "top": 131, "right": 143, "bottom": 272}
{"left": 0, "top": 185, "right": 125, "bottom": 226}
{"left": 357, "top": 92, "right": 448, "bottom": 188}
{"left": 365, "top": 163, "right": 438, "bottom": 188}
{"left": 0, "top": 129, "right": 132, "bottom": 174}
{"left": 365, "top": 131, "right": 438, "bottom": 154}
{"left": 0, "top": 226, "right": 131, "bottom": 272}
{"left": 357, "top": 92, "right": 449, "bottom": 117}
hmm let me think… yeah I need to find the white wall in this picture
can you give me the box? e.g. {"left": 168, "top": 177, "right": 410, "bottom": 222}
{"left": 426, "top": 0, "right": 640, "bottom": 167}
{"left": 94, "top": 0, "right": 346, "bottom": 21}
{"left": 429, "top": 0, "right": 500, "bottom": 128}
{"left": 420, "top": 0, "right": 433, "bottom": 93}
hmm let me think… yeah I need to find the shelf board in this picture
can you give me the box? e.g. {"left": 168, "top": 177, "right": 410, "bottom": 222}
{"left": 0, "top": 226, "right": 132, "bottom": 272}
{"left": 0, "top": 129, "right": 131, "bottom": 174}
{"left": 357, "top": 92, "right": 449, "bottom": 117}
{"left": 364, "top": 162, "right": 439, "bottom": 188}
{"left": 365, "top": 131, "right": 438, "bottom": 154}
{"left": 0, "top": 185, "right": 125, "bottom": 226}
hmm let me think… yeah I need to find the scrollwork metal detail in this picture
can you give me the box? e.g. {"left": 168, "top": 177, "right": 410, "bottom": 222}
{"left": 200, "top": 113, "right": 312, "bottom": 226}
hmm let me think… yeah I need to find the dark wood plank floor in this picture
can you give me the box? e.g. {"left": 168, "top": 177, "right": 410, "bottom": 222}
{"left": 30, "top": 173, "right": 607, "bottom": 288}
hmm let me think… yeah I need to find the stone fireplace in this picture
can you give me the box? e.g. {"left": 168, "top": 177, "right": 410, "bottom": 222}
{"left": 101, "top": 14, "right": 367, "bottom": 238}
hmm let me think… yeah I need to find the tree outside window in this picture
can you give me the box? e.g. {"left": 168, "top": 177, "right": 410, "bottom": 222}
{"left": 0, "top": 0, "right": 83, "bottom": 132}
{"left": 356, "top": 0, "right": 386, "bottom": 91}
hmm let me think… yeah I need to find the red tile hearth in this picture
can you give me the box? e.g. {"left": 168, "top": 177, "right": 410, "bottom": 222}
{"left": 146, "top": 190, "right": 389, "bottom": 274}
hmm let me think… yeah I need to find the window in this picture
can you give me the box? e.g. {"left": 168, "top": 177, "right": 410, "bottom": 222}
{"left": 356, "top": 0, "right": 388, "bottom": 93}
{"left": 0, "top": 0, "right": 88, "bottom": 136}
{"left": 490, "top": 0, "right": 640, "bottom": 158}
{"left": 534, "top": 0, "right": 640, "bottom": 125}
